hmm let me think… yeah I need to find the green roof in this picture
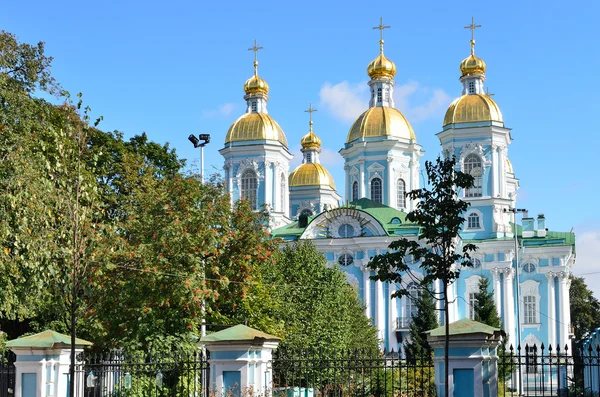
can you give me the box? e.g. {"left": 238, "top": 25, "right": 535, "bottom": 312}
{"left": 271, "top": 198, "right": 416, "bottom": 239}
{"left": 6, "top": 330, "right": 92, "bottom": 349}
{"left": 427, "top": 318, "right": 500, "bottom": 337}
{"left": 200, "top": 324, "right": 280, "bottom": 343}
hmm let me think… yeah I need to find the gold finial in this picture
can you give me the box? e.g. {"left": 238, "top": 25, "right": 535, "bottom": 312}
{"left": 485, "top": 87, "right": 494, "bottom": 97}
{"left": 248, "top": 39, "right": 264, "bottom": 76}
{"left": 373, "top": 17, "right": 391, "bottom": 54}
{"left": 304, "top": 103, "right": 317, "bottom": 132}
{"left": 464, "top": 17, "right": 482, "bottom": 55}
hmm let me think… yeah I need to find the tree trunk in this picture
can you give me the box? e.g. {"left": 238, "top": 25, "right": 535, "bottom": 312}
{"left": 444, "top": 279, "right": 449, "bottom": 397}
{"left": 69, "top": 289, "right": 76, "bottom": 396}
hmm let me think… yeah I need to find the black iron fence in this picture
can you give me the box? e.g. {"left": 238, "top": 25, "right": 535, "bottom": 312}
{"left": 499, "top": 343, "right": 600, "bottom": 397}
{"left": 272, "top": 348, "right": 435, "bottom": 397}
{"left": 73, "top": 350, "right": 209, "bottom": 397}
{"left": 0, "top": 352, "right": 15, "bottom": 397}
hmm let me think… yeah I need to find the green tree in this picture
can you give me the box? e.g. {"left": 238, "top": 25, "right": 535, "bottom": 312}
{"left": 570, "top": 275, "right": 600, "bottom": 344}
{"left": 473, "top": 278, "right": 501, "bottom": 328}
{"left": 404, "top": 285, "right": 438, "bottom": 363}
{"left": 368, "top": 156, "right": 476, "bottom": 397}
{"left": 265, "top": 241, "right": 378, "bottom": 351}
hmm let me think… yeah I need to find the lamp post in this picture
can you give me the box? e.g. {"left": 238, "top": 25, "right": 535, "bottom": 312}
{"left": 189, "top": 133, "right": 211, "bottom": 339}
{"left": 188, "top": 134, "right": 211, "bottom": 183}
{"left": 504, "top": 207, "right": 528, "bottom": 396}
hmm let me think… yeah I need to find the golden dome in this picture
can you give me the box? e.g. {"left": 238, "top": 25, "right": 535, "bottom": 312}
{"left": 243, "top": 73, "right": 269, "bottom": 96}
{"left": 347, "top": 106, "right": 415, "bottom": 143}
{"left": 460, "top": 54, "right": 486, "bottom": 76}
{"left": 225, "top": 112, "right": 288, "bottom": 147}
{"left": 367, "top": 50, "right": 397, "bottom": 80}
{"left": 443, "top": 94, "right": 503, "bottom": 127}
{"left": 289, "top": 163, "right": 336, "bottom": 189}
{"left": 300, "top": 131, "right": 322, "bottom": 149}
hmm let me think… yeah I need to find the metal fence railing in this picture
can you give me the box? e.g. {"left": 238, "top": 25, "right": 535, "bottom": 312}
{"left": 272, "top": 347, "right": 435, "bottom": 397}
{"left": 73, "top": 350, "right": 209, "bottom": 397}
{"left": 498, "top": 343, "right": 600, "bottom": 397}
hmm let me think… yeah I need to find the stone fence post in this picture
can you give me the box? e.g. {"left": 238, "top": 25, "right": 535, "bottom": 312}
{"left": 201, "top": 324, "right": 280, "bottom": 397}
{"left": 426, "top": 318, "right": 503, "bottom": 397}
{"left": 6, "top": 330, "right": 92, "bottom": 397}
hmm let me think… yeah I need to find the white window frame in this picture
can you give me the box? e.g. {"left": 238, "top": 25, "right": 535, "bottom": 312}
{"left": 465, "top": 209, "right": 484, "bottom": 231}
{"left": 370, "top": 177, "right": 383, "bottom": 204}
{"left": 241, "top": 170, "right": 258, "bottom": 210}
{"left": 464, "top": 154, "right": 483, "bottom": 197}
{"left": 397, "top": 178, "right": 406, "bottom": 209}
{"left": 520, "top": 280, "right": 541, "bottom": 328}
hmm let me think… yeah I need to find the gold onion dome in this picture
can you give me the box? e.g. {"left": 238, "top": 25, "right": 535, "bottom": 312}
{"left": 301, "top": 131, "right": 322, "bottom": 149}
{"left": 443, "top": 94, "right": 503, "bottom": 126}
{"left": 289, "top": 163, "right": 336, "bottom": 189}
{"left": 225, "top": 112, "right": 288, "bottom": 147}
{"left": 460, "top": 53, "right": 486, "bottom": 76}
{"left": 243, "top": 64, "right": 270, "bottom": 95}
{"left": 367, "top": 47, "right": 397, "bottom": 80}
{"left": 347, "top": 106, "right": 415, "bottom": 143}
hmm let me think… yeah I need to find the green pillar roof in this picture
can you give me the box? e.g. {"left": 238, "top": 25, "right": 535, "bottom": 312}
{"left": 427, "top": 318, "right": 501, "bottom": 337}
{"left": 200, "top": 324, "right": 280, "bottom": 343}
{"left": 6, "top": 330, "right": 92, "bottom": 349}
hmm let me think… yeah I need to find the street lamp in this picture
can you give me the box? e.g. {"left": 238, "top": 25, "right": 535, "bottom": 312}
{"left": 188, "top": 134, "right": 211, "bottom": 183}
{"left": 504, "top": 207, "right": 528, "bottom": 396}
{"left": 188, "top": 134, "right": 211, "bottom": 339}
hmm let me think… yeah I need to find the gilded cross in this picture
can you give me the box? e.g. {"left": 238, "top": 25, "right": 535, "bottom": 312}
{"left": 464, "top": 17, "right": 482, "bottom": 54}
{"left": 248, "top": 39, "right": 263, "bottom": 63}
{"left": 485, "top": 87, "right": 495, "bottom": 97}
{"left": 305, "top": 103, "right": 317, "bottom": 130}
{"left": 373, "top": 17, "right": 391, "bottom": 42}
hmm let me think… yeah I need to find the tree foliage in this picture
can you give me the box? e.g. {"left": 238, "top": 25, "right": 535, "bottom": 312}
{"left": 569, "top": 275, "right": 600, "bottom": 344}
{"left": 404, "top": 286, "right": 438, "bottom": 363}
{"left": 265, "top": 241, "right": 378, "bottom": 351}
{"left": 473, "top": 277, "right": 501, "bottom": 328}
{"left": 368, "top": 156, "right": 475, "bottom": 397}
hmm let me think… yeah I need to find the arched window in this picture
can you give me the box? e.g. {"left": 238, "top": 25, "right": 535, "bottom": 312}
{"left": 405, "top": 282, "right": 419, "bottom": 322}
{"left": 397, "top": 178, "right": 406, "bottom": 209}
{"left": 469, "top": 292, "right": 477, "bottom": 320}
{"left": 371, "top": 177, "right": 382, "bottom": 204}
{"left": 352, "top": 181, "right": 359, "bottom": 202}
{"left": 464, "top": 154, "right": 483, "bottom": 197}
{"left": 280, "top": 173, "right": 286, "bottom": 212}
{"left": 241, "top": 170, "right": 258, "bottom": 210}
{"left": 467, "top": 213, "right": 480, "bottom": 229}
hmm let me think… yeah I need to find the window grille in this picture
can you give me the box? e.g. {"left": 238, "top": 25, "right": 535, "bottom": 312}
{"left": 464, "top": 154, "right": 483, "bottom": 197}
{"left": 397, "top": 179, "right": 406, "bottom": 208}
{"left": 371, "top": 177, "right": 382, "bottom": 203}
{"left": 241, "top": 170, "right": 258, "bottom": 210}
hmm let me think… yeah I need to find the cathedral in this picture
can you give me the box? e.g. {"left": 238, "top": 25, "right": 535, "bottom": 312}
{"left": 218, "top": 20, "right": 575, "bottom": 363}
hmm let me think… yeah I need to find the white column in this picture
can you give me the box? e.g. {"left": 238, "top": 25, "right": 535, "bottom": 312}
{"left": 389, "top": 283, "right": 398, "bottom": 350}
{"left": 492, "top": 268, "right": 502, "bottom": 317}
{"left": 359, "top": 160, "right": 365, "bottom": 199}
{"left": 499, "top": 147, "right": 507, "bottom": 198}
{"left": 491, "top": 145, "right": 499, "bottom": 197}
{"left": 226, "top": 163, "right": 234, "bottom": 205}
{"left": 344, "top": 164, "right": 350, "bottom": 201}
{"left": 546, "top": 272, "right": 556, "bottom": 348}
{"left": 504, "top": 268, "right": 517, "bottom": 348}
{"left": 387, "top": 156, "right": 394, "bottom": 208}
{"left": 376, "top": 280, "right": 385, "bottom": 343}
{"left": 557, "top": 272, "right": 570, "bottom": 349}
{"left": 363, "top": 267, "right": 371, "bottom": 319}
{"left": 264, "top": 161, "right": 272, "bottom": 208}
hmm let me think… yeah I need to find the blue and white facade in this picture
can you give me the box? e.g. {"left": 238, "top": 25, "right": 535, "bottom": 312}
{"left": 220, "top": 33, "right": 575, "bottom": 359}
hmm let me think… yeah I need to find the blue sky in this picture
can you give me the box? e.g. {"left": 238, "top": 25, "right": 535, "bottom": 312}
{"left": 4, "top": 0, "right": 600, "bottom": 294}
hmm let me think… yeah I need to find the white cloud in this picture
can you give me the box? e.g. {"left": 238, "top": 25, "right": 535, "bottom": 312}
{"left": 394, "top": 81, "right": 452, "bottom": 122}
{"left": 573, "top": 229, "right": 600, "bottom": 300}
{"left": 319, "top": 81, "right": 369, "bottom": 123}
{"left": 201, "top": 102, "right": 236, "bottom": 118}
{"left": 319, "top": 80, "right": 451, "bottom": 125}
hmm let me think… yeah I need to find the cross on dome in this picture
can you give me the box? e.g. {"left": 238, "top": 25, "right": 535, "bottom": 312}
{"left": 304, "top": 103, "right": 317, "bottom": 131}
{"left": 464, "top": 17, "right": 482, "bottom": 55}
{"left": 372, "top": 17, "right": 391, "bottom": 53}
{"left": 248, "top": 39, "right": 264, "bottom": 75}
